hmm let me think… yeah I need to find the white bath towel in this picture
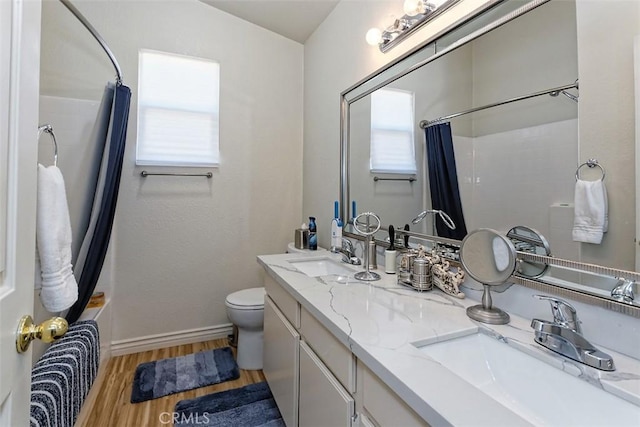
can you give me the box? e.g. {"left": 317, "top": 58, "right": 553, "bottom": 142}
{"left": 572, "top": 179, "right": 608, "bottom": 244}
{"left": 36, "top": 164, "right": 78, "bottom": 312}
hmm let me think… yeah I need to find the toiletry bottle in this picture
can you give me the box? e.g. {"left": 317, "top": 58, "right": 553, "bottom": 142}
{"left": 308, "top": 217, "right": 317, "bottom": 250}
{"left": 385, "top": 225, "right": 397, "bottom": 274}
{"left": 331, "top": 201, "right": 343, "bottom": 252}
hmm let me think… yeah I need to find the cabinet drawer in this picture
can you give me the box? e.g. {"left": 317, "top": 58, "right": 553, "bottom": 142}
{"left": 362, "top": 365, "right": 428, "bottom": 427}
{"left": 299, "top": 341, "right": 355, "bottom": 427}
{"left": 264, "top": 275, "right": 300, "bottom": 328}
{"left": 300, "top": 307, "right": 356, "bottom": 393}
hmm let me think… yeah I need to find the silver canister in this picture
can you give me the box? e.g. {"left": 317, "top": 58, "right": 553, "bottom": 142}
{"left": 398, "top": 252, "right": 417, "bottom": 282}
{"left": 368, "top": 240, "right": 377, "bottom": 270}
{"left": 294, "top": 228, "right": 309, "bottom": 249}
{"left": 411, "top": 258, "right": 433, "bottom": 291}
{"left": 412, "top": 258, "right": 430, "bottom": 275}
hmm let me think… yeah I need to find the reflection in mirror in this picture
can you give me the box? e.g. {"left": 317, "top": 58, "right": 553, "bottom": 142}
{"left": 411, "top": 209, "right": 456, "bottom": 234}
{"left": 507, "top": 225, "right": 551, "bottom": 278}
{"left": 460, "top": 228, "right": 516, "bottom": 324}
{"left": 342, "top": 0, "right": 640, "bottom": 313}
{"left": 348, "top": 0, "right": 578, "bottom": 244}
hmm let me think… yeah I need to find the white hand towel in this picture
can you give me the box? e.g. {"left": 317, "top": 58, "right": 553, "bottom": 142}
{"left": 572, "top": 179, "right": 608, "bottom": 244}
{"left": 36, "top": 164, "right": 78, "bottom": 312}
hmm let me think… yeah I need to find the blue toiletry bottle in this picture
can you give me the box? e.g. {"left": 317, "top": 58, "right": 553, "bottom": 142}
{"left": 309, "top": 217, "right": 317, "bottom": 250}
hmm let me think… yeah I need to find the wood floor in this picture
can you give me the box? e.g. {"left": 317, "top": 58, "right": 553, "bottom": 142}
{"left": 82, "top": 338, "right": 265, "bottom": 427}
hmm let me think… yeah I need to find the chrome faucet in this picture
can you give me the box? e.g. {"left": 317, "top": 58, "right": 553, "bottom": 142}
{"left": 531, "top": 295, "right": 615, "bottom": 371}
{"left": 611, "top": 278, "right": 635, "bottom": 303}
{"left": 339, "top": 240, "right": 361, "bottom": 265}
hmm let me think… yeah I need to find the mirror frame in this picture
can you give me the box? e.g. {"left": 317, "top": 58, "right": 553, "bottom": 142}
{"left": 339, "top": 0, "right": 640, "bottom": 318}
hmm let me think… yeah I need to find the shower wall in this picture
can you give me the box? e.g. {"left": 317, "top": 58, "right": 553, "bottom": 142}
{"left": 40, "top": 0, "right": 303, "bottom": 346}
{"left": 456, "top": 119, "right": 579, "bottom": 261}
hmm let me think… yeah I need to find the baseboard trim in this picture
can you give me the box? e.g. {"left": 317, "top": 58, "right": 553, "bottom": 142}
{"left": 111, "top": 324, "right": 234, "bottom": 357}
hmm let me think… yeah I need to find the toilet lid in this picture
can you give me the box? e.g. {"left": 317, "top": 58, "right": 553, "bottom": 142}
{"left": 226, "top": 287, "right": 265, "bottom": 308}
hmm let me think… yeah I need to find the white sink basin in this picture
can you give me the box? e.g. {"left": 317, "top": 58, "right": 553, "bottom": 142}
{"left": 415, "top": 332, "right": 640, "bottom": 426}
{"left": 290, "top": 257, "right": 354, "bottom": 277}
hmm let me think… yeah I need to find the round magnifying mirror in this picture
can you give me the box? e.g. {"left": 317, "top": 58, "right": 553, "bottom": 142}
{"left": 460, "top": 228, "right": 517, "bottom": 285}
{"left": 460, "top": 228, "right": 516, "bottom": 325}
{"left": 506, "top": 225, "right": 551, "bottom": 278}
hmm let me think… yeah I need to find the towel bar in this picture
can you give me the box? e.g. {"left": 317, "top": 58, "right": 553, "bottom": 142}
{"left": 140, "top": 171, "right": 213, "bottom": 178}
{"left": 575, "top": 159, "right": 605, "bottom": 181}
{"left": 373, "top": 176, "right": 416, "bottom": 182}
{"left": 38, "top": 124, "right": 59, "bottom": 167}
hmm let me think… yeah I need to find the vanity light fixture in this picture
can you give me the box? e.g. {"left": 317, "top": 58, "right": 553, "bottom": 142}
{"left": 366, "top": 0, "right": 460, "bottom": 52}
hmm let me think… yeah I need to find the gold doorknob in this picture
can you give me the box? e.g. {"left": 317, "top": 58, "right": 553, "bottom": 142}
{"left": 16, "top": 315, "right": 68, "bottom": 353}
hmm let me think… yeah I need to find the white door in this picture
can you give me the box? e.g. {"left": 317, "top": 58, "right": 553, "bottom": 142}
{"left": 0, "top": 0, "right": 42, "bottom": 425}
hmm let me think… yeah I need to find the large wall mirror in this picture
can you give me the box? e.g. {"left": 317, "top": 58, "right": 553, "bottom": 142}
{"left": 341, "top": 0, "right": 640, "bottom": 312}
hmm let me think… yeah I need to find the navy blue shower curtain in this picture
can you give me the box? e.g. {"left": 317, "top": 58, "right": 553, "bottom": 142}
{"left": 425, "top": 122, "right": 468, "bottom": 240}
{"left": 67, "top": 84, "right": 131, "bottom": 324}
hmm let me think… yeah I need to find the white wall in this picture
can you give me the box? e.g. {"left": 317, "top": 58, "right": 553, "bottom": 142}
{"left": 576, "top": 0, "right": 640, "bottom": 271}
{"left": 40, "top": 0, "right": 303, "bottom": 343}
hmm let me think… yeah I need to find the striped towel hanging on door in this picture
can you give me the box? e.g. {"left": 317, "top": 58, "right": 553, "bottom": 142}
{"left": 29, "top": 320, "right": 99, "bottom": 427}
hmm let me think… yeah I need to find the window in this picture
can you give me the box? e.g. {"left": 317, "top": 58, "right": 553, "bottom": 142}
{"left": 370, "top": 88, "right": 417, "bottom": 174}
{"left": 136, "top": 50, "right": 220, "bottom": 166}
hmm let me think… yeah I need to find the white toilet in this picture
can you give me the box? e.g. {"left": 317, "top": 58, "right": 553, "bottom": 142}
{"left": 225, "top": 287, "right": 266, "bottom": 370}
{"left": 225, "top": 244, "right": 323, "bottom": 370}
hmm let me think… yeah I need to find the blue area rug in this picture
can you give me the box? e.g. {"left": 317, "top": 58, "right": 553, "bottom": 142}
{"left": 174, "top": 382, "right": 284, "bottom": 426}
{"left": 131, "top": 347, "right": 240, "bottom": 403}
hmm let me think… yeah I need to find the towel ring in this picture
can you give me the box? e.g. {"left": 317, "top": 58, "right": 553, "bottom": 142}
{"left": 575, "top": 159, "right": 605, "bottom": 181}
{"left": 38, "top": 124, "right": 58, "bottom": 167}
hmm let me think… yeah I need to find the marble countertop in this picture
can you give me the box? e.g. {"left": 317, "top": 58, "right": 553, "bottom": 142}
{"left": 257, "top": 251, "right": 640, "bottom": 426}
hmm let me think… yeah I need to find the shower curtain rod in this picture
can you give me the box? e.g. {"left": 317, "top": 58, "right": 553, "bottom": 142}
{"left": 59, "top": 0, "right": 123, "bottom": 85}
{"left": 419, "top": 80, "right": 578, "bottom": 129}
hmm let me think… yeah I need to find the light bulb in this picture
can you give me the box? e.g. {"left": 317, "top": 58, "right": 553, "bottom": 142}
{"left": 403, "top": 0, "right": 424, "bottom": 16}
{"left": 366, "top": 28, "right": 382, "bottom": 46}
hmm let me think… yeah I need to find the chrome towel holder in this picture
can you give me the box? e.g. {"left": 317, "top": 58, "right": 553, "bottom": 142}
{"left": 38, "top": 124, "right": 59, "bottom": 167}
{"left": 575, "top": 159, "right": 605, "bottom": 181}
{"left": 140, "top": 171, "right": 213, "bottom": 178}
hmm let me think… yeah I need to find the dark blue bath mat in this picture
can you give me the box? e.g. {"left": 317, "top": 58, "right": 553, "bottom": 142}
{"left": 174, "top": 381, "right": 284, "bottom": 426}
{"left": 131, "top": 347, "right": 240, "bottom": 403}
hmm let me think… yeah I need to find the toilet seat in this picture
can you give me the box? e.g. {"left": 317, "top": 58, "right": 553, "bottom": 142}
{"left": 225, "top": 287, "right": 265, "bottom": 310}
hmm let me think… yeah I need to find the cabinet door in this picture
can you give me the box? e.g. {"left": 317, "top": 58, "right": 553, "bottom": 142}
{"left": 299, "top": 341, "right": 355, "bottom": 427}
{"left": 264, "top": 296, "right": 300, "bottom": 427}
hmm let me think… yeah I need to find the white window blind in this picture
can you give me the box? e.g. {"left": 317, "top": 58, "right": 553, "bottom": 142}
{"left": 136, "top": 50, "right": 220, "bottom": 167}
{"left": 370, "top": 88, "right": 417, "bottom": 174}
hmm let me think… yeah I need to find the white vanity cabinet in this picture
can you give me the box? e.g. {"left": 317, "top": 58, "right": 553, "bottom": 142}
{"left": 262, "top": 274, "right": 427, "bottom": 427}
{"left": 299, "top": 340, "right": 355, "bottom": 426}
{"left": 263, "top": 296, "right": 299, "bottom": 427}
{"left": 264, "top": 275, "right": 357, "bottom": 426}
